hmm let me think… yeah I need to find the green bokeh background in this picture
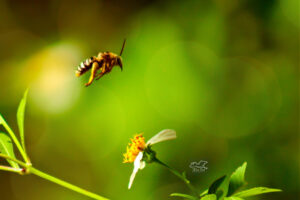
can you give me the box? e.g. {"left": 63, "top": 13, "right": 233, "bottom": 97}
{"left": 0, "top": 0, "right": 298, "bottom": 199}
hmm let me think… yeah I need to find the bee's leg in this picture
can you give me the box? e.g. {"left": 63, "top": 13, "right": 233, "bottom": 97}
{"left": 96, "top": 67, "right": 106, "bottom": 80}
{"left": 85, "top": 62, "right": 99, "bottom": 87}
{"left": 96, "top": 73, "right": 104, "bottom": 80}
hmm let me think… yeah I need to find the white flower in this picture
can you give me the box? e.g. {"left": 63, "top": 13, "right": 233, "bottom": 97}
{"left": 124, "top": 129, "right": 176, "bottom": 189}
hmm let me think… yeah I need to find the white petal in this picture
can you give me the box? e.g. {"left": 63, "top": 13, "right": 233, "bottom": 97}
{"left": 139, "top": 161, "right": 146, "bottom": 169}
{"left": 128, "top": 152, "right": 143, "bottom": 189}
{"left": 146, "top": 129, "right": 176, "bottom": 146}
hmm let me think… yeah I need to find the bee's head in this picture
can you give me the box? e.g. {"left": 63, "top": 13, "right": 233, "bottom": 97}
{"left": 116, "top": 56, "right": 123, "bottom": 71}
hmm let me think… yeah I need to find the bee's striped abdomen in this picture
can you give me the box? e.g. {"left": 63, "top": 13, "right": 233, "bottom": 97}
{"left": 75, "top": 57, "right": 95, "bottom": 77}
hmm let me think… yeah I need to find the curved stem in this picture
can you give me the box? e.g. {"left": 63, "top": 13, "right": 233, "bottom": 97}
{"left": 154, "top": 157, "right": 199, "bottom": 197}
{"left": 0, "top": 165, "right": 23, "bottom": 174}
{"left": 29, "top": 167, "right": 108, "bottom": 200}
{"left": 0, "top": 154, "right": 108, "bottom": 200}
{"left": 0, "top": 153, "right": 28, "bottom": 167}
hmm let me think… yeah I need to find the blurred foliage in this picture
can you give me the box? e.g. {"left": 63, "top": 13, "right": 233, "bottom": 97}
{"left": 0, "top": 0, "right": 299, "bottom": 199}
{"left": 172, "top": 162, "right": 281, "bottom": 200}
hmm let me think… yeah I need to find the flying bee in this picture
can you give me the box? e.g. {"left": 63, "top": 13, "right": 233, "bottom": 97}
{"left": 75, "top": 39, "right": 126, "bottom": 87}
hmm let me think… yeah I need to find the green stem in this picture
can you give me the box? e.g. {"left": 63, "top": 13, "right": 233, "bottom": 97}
{"left": 0, "top": 154, "right": 108, "bottom": 200}
{"left": 0, "top": 165, "right": 23, "bottom": 174}
{"left": 29, "top": 167, "right": 108, "bottom": 200}
{"left": 0, "top": 115, "right": 31, "bottom": 164}
{"left": 0, "top": 153, "right": 28, "bottom": 167}
{"left": 154, "top": 157, "right": 199, "bottom": 198}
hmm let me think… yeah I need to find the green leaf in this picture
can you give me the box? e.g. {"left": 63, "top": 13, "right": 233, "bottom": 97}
{"left": 0, "top": 132, "right": 19, "bottom": 168}
{"left": 170, "top": 193, "right": 197, "bottom": 200}
{"left": 216, "top": 190, "right": 224, "bottom": 199}
{"left": 17, "top": 89, "right": 28, "bottom": 151}
{"left": 182, "top": 171, "right": 187, "bottom": 178}
{"left": 200, "top": 189, "right": 208, "bottom": 197}
{"left": 234, "top": 187, "right": 282, "bottom": 198}
{"left": 224, "top": 197, "right": 244, "bottom": 200}
{"left": 208, "top": 175, "right": 226, "bottom": 194}
{"left": 201, "top": 194, "right": 217, "bottom": 200}
{"left": 0, "top": 115, "right": 4, "bottom": 124}
{"left": 227, "top": 162, "right": 247, "bottom": 196}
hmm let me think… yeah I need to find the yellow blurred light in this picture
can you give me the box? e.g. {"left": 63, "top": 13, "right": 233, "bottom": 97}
{"left": 23, "top": 43, "right": 82, "bottom": 113}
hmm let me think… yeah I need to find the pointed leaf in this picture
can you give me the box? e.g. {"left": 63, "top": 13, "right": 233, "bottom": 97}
{"left": 216, "top": 190, "right": 225, "bottom": 199}
{"left": 201, "top": 194, "right": 217, "bottom": 200}
{"left": 17, "top": 89, "right": 28, "bottom": 151}
{"left": 234, "top": 187, "right": 282, "bottom": 198}
{"left": 227, "top": 162, "right": 247, "bottom": 196}
{"left": 0, "top": 114, "right": 4, "bottom": 124}
{"left": 0, "top": 114, "right": 28, "bottom": 164}
{"left": 0, "top": 132, "right": 19, "bottom": 168}
{"left": 170, "top": 193, "right": 197, "bottom": 200}
{"left": 182, "top": 171, "right": 187, "bottom": 179}
{"left": 200, "top": 189, "right": 208, "bottom": 197}
{"left": 208, "top": 175, "right": 226, "bottom": 194}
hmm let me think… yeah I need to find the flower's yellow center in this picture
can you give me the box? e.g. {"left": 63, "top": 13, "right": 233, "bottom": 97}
{"left": 123, "top": 134, "right": 146, "bottom": 163}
